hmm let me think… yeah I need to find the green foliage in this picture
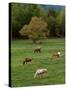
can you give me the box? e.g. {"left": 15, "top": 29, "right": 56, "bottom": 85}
{"left": 56, "top": 7, "right": 65, "bottom": 37}
{"left": 19, "top": 16, "right": 49, "bottom": 43}
{"left": 42, "top": 6, "right": 65, "bottom": 37}
{"left": 11, "top": 3, "right": 65, "bottom": 39}
{"left": 11, "top": 3, "right": 41, "bottom": 38}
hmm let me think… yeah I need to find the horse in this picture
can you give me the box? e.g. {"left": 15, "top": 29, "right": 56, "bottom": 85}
{"left": 52, "top": 51, "right": 61, "bottom": 58}
{"left": 34, "top": 68, "right": 48, "bottom": 78}
{"left": 34, "top": 47, "right": 41, "bottom": 53}
{"left": 23, "top": 58, "right": 32, "bottom": 64}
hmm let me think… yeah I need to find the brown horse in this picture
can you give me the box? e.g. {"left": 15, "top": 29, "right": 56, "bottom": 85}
{"left": 52, "top": 52, "right": 61, "bottom": 58}
{"left": 23, "top": 58, "right": 32, "bottom": 64}
{"left": 34, "top": 47, "right": 41, "bottom": 53}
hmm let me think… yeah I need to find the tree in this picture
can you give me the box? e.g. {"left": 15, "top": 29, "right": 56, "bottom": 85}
{"left": 41, "top": 6, "right": 57, "bottom": 37}
{"left": 11, "top": 3, "right": 41, "bottom": 39}
{"left": 41, "top": 5, "right": 65, "bottom": 37}
{"left": 56, "top": 7, "right": 65, "bottom": 37}
{"left": 19, "top": 17, "right": 49, "bottom": 43}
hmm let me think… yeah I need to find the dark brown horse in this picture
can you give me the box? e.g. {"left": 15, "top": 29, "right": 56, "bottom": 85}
{"left": 34, "top": 47, "right": 41, "bottom": 53}
{"left": 23, "top": 58, "right": 32, "bottom": 64}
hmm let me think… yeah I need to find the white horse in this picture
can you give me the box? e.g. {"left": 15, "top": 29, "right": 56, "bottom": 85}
{"left": 34, "top": 68, "right": 48, "bottom": 78}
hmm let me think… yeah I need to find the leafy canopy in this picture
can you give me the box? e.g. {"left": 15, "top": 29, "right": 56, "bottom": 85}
{"left": 19, "top": 17, "right": 49, "bottom": 43}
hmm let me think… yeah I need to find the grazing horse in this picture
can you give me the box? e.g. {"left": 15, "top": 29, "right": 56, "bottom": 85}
{"left": 23, "top": 58, "right": 32, "bottom": 64}
{"left": 52, "top": 52, "right": 61, "bottom": 58}
{"left": 34, "top": 68, "right": 48, "bottom": 78}
{"left": 34, "top": 47, "right": 41, "bottom": 53}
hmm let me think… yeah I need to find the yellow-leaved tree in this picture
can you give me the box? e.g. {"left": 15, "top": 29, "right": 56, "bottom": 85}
{"left": 19, "top": 16, "right": 49, "bottom": 43}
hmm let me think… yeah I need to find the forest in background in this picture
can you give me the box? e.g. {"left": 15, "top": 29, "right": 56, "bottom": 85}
{"left": 10, "top": 3, "right": 65, "bottom": 40}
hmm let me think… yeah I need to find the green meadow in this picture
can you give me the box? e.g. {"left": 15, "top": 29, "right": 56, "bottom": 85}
{"left": 11, "top": 38, "right": 65, "bottom": 87}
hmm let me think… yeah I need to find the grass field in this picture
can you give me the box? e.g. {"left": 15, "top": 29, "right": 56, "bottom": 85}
{"left": 11, "top": 38, "right": 65, "bottom": 87}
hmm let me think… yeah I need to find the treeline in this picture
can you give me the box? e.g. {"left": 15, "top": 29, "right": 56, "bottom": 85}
{"left": 10, "top": 3, "right": 65, "bottom": 39}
